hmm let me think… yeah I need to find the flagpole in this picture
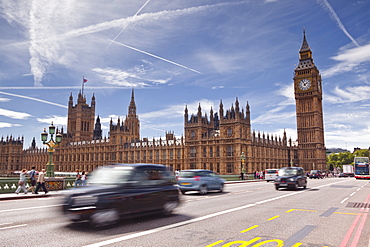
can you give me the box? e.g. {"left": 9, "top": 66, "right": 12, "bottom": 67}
{"left": 82, "top": 76, "right": 85, "bottom": 95}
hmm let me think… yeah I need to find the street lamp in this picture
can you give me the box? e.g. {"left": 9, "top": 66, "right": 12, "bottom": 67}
{"left": 241, "top": 152, "right": 246, "bottom": 174}
{"left": 41, "top": 122, "right": 62, "bottom": 177}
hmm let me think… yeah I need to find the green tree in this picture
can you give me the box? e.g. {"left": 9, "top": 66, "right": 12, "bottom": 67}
{"left": 354, "top": 149, "right": 370, "bottom": 158}
{"left": 327, "top": 152, "right": 354, "bottom": 170}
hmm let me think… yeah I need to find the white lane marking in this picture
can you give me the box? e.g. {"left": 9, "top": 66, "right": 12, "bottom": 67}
{"left": 341, "top": 198, "right": 349, "bottom": 203}
{"left": 83, "top": 179, "right": 350, "bottom": 247}
{"left": 0, "top": 224, "right": 27, "bottom": 230}
{"left": 350, "top": 192, "right": 356, "bottom": 196}
{"left": 83, "top": 203, "right": 257, "bottom": 247}
{"left": 0, "top": 204, "right": 62, "bottom": 213}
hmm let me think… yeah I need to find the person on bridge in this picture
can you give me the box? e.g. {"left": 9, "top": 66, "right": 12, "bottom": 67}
{"left": 15, "top": 169, "right": 28, "bottom": 194}
{"left": 35, "top": 169, "right": 48, "bottom": 194}
{"left": 27, "top": 166, "right": 37, "bottom": 194}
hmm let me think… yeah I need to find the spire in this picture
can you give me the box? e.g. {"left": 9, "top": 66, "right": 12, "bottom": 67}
{"left": 300, "top": 29, "right": 310, "bottom": 52}
{"left": 297, "top": 29, "right": 314, "bottom": 70}
{"left": 128, "top": 89, "right": 137, "bottom": 117}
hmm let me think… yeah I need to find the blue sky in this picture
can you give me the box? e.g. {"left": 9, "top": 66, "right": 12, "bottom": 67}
{"left": 0, "top": 0, "right": 370, "bottom": 152}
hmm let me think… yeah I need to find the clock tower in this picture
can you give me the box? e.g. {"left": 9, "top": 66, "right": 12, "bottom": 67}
{"left": 294, "top": 31, "right": 326, "bottom": 171}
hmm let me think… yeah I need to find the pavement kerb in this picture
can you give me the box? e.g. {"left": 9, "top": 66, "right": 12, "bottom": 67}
{"left": 0, "top": 179, "right": 266, "bottom": 201}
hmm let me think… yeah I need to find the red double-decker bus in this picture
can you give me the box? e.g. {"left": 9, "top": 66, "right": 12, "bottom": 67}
{"left": 354, "top": 157, "right": 370, "bottom": 179}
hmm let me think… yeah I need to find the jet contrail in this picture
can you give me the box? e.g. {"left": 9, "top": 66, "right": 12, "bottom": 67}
{"left": 106, "top": 0, "right": 152, "bottom": 50}
{"left": 0, "top": 91, "right": 67, "bottom": 108}
{"left": 109, "top": 39, "right": 203, "bottom": 74}
{"left": 320, "top": 0, "right": 359, "bottom": 47}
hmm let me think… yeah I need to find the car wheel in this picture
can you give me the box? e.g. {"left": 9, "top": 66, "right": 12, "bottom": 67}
{"left": 90, "top": 208, "right": 119, "bottom": 228}
{"left": 163, "top": 201, "right": 178, "bottom": 216}
{"left": 218, "top": 184, "right": 224, "bottom": 193}
{"left": 275, "top": 185, "right": 279, "bottom": 190}
{"left": 292, "top": 183, "right": 298, "bottom": 190}
{"left": 199, "top": 185, "right": 208, "bottom": 195}
{"left": 303, "top": 184, "right": 307, "bottom": 189}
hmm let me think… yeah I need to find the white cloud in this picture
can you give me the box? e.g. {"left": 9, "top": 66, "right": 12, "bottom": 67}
{"left": 92, "top": 67, "right": 170, "bottom": 87}
{"left": 0, "top": 122, "right": 22, "bottom": 128}
{"left": 0, "top": 108, "right": 31, "bottom": 119}
{"left": 0, "top": 97, "right": 10, "bottom": 102}
{"left": 326, "top": 85, "right": 370, "bottom": 103}
{"left": 37, "top": 115, "right": 67, "bottom": 127}
{"left": 322, "top": 43, "right": 370, "bottom": 78}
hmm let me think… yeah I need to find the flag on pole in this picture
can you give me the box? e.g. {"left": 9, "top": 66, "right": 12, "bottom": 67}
{"left": 83, "top": 78, "right": 88, "bottom": 83}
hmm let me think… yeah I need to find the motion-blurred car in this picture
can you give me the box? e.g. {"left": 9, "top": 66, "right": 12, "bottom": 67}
{"left": 61, "top": 163, "right": 180, "bottom": 228}
{"left": 309, "top": 170, "right": 324, "bottom": 179}
{"left": 338, "top": 173, "right": 348, "bottom": 178}
{"left": 177, "top": 169, "right": 225, "bottom": 195}
{"left": 274, "top": 167, "right": 307, "bottom": 190}
{"left": 265, "top": 169, "right": 279, "bottom": 182}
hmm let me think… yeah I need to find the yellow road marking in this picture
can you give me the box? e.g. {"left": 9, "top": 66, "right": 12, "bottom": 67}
{"left": 222, "top": 237, "right": 261, "bottom": 247}
{"left": 287, "top": 209, "right": 318, "bottom": 213}
{"left": 240, "top": 225, "right": 259, "bottom": 233}
{"left": 267, "top": 215, "right": 280, "bottom": 221}
{"left": 205, "top": 240, "right": 224, "bottom": 247}
{"left": 334, "top": 212, "right": 362, "bottom": 215}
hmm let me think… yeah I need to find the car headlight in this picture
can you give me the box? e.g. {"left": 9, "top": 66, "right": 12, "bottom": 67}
{"left": 72, "top": 196, "right": 98, "bottom": 206}
{"left": 288, "top": 178, "right": 295, "bottom": 181}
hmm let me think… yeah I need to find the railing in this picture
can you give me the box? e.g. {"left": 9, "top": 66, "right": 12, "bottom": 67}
{"left": 0, "top": 177, "right": 76, "bottom": 194}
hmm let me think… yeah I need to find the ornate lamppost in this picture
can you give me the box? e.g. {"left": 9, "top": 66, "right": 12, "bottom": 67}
{"left": 41, "top": 122, "right": 62, "bottom": 177}
{"left": 241, "top": 152, "right": 246, "bottom": 174}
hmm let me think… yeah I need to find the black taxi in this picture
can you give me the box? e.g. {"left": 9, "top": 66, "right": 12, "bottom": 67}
{"left": 62, "top": 163, "right": 180, "bottom": 227}
{"left": 274, "top": 167, "right": 307, "bottom": 190}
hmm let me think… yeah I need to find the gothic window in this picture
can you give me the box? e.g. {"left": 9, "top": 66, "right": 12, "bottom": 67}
{"left": 156, "top": 151, "right": 159, "bottom": 160}
{"left": 149, "top": 151, "right": 153, "bottom": 160}
{"left": 191, "top": 131, "right": 195, "bottom": 139}
{"left": 210, "top": 163, "right": 213, "bottom": 171}
{"left": 226, "top": 145, "right": 234, "bottom": 157}
{"left": 210, "top": 147, "right": 213, "bottom": 157}
{"left": 227, "top": 128, "right": 233, "bottom": 137}
{"left": 203, "top": 163, "right": 207, "bottom": 169}
{"left": 190, "top": 147, "right": 196, "bottom": 158}
{"left": 203, "top": 147, "right": 207, "bottom": 157}
{"left": 216, "top": 146, "right": 220, "bottom": 157}
{"left": 177, "top": 150, "right": 181, "bottom": 159}
{"left": 143, "top": 151, "right": 147, "bottom": 160}
{"left": 227, "top": 162, "right": 234, "bottom": 173}
{"left": 190, "top": 163, "right": 196, "bottom": 169}
{"left": 163, "top": 150, "right": 166, "bottom": 160}
{"left": 170, "top": 150, "right": 173, "bottom": 159}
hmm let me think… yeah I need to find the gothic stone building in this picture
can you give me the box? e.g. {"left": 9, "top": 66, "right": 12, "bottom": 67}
{"left": 1, "top": 32, "right": 326, "bottom": 175}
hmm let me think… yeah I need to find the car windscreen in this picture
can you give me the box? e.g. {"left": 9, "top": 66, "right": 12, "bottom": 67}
{"left": 179, "top": 171, "right": 205, "bottom": 178}
{"left": 266, "top": 170, "right": 278, "bottom": 174}
{"left": 88, "top": 166, "right": 133, "bottom": 185}
{"left": 310, "top": 170, "right": 319, "bottom": 174}
{"left": 278, "top": 169, "right": 298, "bottom": 176}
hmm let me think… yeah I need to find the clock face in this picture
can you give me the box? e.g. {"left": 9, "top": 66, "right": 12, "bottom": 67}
{"left": 299, "top": 79, "right": 311, "bottom": 90}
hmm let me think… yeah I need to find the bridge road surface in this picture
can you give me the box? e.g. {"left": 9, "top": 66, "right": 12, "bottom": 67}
{"left": 0, "top": 178, "right": 369, "bottom": 247}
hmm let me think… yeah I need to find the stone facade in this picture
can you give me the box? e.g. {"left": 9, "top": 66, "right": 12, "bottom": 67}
{"left": 1, "top": 32, "right": 327, "bottom": 175}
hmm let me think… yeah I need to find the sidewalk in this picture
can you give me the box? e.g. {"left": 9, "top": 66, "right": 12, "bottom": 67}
{"left": 0, "top": 190, "right": 64, "bottom": 201}
{"left": 0, "top": 179, "right": 264, "bottom": 201}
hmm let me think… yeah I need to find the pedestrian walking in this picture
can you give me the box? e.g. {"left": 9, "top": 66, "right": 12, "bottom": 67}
{"left": 15, "top": 169, "right": 28, "bottom": 194}
{"left": 81, "top": 171, "right": 86, "bottom": 186}
{"left": 27, "top": 166, "right": 37, "bottom": 194}
{"left": 75, "top": 170, "right": 82, "bottom": 187}
{"left": 35, "top": 169, "right": 48, "bottom": 194}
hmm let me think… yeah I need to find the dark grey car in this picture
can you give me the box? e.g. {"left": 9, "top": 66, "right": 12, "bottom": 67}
{"left": 274, "top": 167, "right": 307, "bottom": 190}
{"left": 177, "top": 169, "right": 225, "bottom": 195}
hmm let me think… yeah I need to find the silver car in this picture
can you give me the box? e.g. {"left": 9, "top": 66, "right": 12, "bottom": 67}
{"left": 177, "top": 169, "right": 225, "bottom": 195}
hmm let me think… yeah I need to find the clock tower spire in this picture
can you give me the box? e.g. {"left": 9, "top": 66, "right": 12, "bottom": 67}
{"left": 294, "top": 30, "right": 326, "bottom": 171}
